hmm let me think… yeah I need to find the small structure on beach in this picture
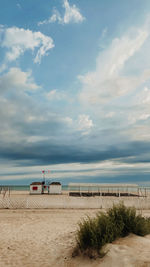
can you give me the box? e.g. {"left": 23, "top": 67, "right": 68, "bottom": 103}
{"left": 30, "top": 182, "right": 44, "bottom": 194}
{"left": 49, "top": 182, "right": 62, "bottom": 195}
{"left": 69, "top": 183, "right": 139, "bottom": 197}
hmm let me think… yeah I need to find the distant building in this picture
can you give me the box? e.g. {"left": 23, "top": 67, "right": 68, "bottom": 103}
{"left": 30, "top": 182, "right": 44, "bottom": 194}
{"left": 49, "top": 182, "right": 62, "bottom": 194}
{"left": 68, "top": 183, "right": 139, "bottom": 197}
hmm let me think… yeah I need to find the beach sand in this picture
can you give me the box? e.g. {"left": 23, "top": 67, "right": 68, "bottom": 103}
{"left": 0, "top": 208, "right": 150, "bottom": 267}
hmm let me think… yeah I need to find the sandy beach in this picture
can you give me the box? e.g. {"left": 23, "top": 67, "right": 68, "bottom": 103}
{"left": 0, "top": 201, "right": 150, "bottom": 266}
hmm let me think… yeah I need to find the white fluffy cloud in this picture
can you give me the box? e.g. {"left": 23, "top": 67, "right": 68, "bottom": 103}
{"left": 0, "top": 26, "right": 54, "bottom": 63}
{"left": 79, "top": 28, "right": 149, "bottom": 105}
{"left": 0, "top": 67, "right": 39, "bottom": 92}
{"left": 63, "top": 0, "right": 85, "bottom": 24}
{"left": 0, "top": 64, "right": 6, "bottom": 73}
{"left": 38, "top": 0, "right": 85, "bottom": 25}
{"left": 77, "top": 19, "right": 150, "bottom": 144}
{"left": 77, "top": 114, "right": 93, "bottom": 135}
{"left": 45, "top": 89, "right": 67, "bottom": 101}
{"left": 126, "top": 85, "right": 150, "bottom": 126}
{"left": 136, "top": 86, "right": 150, "bottom": 105}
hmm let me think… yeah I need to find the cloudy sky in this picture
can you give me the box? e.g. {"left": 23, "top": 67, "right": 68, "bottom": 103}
{"left": 1, "top": 0, "right": 150, "bottom": 185}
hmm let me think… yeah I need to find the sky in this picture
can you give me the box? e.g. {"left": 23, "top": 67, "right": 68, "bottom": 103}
{"left": 1, "top": 0, "right": 150, "bottom": 185}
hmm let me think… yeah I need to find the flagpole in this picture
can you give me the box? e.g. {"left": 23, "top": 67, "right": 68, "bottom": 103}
{"left": 42, "top": 170, "right": 45, "bottom": 184}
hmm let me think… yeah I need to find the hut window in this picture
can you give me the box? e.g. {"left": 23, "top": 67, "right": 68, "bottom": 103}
{"left": 32, "top": 186, "right": 38, "bottom": 190}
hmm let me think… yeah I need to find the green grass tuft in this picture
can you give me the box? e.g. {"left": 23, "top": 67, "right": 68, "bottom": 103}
{"left": 75, "top": 203, "right": 150, "bottom": 258}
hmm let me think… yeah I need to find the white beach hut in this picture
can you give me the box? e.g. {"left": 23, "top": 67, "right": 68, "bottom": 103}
{"left": 30, "top": 182, "right": 44, "bottom": 194}
{"left": 49, "top": 182, "right": 62, "bottom": 194}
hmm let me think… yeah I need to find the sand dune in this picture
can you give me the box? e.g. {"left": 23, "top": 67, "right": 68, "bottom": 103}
{"left": 0, "top": 209, "right": 150, "bottom": 267}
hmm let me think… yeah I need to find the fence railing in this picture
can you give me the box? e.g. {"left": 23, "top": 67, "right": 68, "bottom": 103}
{"left": 0, "top": 194, "right": 150, "bottom": 209}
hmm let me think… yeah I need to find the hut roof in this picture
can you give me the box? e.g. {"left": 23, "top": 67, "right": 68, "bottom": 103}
{"left": 50, "top": 182, "right": 61, "bottom": 185}
{"left": 30, "top": 182, "right": 42, "bottom": 185}
{"left": 69, "top": 183, "right": 138, "bottom": 188}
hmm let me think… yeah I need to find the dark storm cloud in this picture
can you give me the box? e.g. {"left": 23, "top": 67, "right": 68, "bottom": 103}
{"left": 1, "top": 66, "right": 150, "bottom": 172}
{"left": 0, "top": 139, "right": 150, "bottom": 166}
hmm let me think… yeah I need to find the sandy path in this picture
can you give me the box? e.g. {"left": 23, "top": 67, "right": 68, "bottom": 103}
{"left": 0, "top": 209, "right": 150, "bottom": 267}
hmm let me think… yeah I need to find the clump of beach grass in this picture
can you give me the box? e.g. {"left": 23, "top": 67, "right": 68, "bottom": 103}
{"left": 73, "top": 203, "right": 150, "bottom": 258}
